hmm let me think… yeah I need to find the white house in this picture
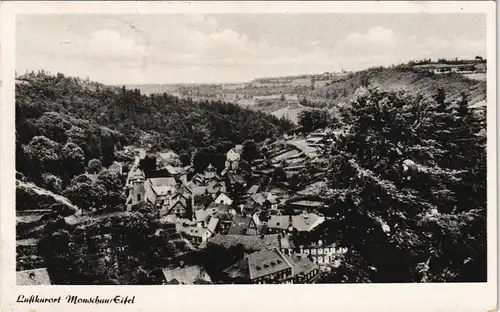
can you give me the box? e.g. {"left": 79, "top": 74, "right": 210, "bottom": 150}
{"left": 144, "top": 177, "right": 178, "bottom": 209}
{"left": 214, "top": 193, "right": 233, "bottom": 206}
{"left": 204, "top": 163, "right": 218, "bottom": 180}
{"left": 225, "top": 145, "right": 242, "bottom": 170}
{"left": 182, "top": 227, "right": 212, "bottom": 245}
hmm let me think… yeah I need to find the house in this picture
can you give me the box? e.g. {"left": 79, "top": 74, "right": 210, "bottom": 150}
{"left": 223, "top": 248, "right": 319, "bottom": 284}
{"left": 108, "top": 161, "right": 124, "bottom": 174}
{"left": 206, "top": 217, "right": 220, "bottom": 234}
{"left": 194, "top": 207, "right": 219, "bottom": 226}
{"left": 207, "top": 181, "right": 227, "bottom": 197}
{"left": 182, "top": 226, "right": 212, "bottom": 245}
{"left": 247, "top": 185, "right": 260, "bottom": 196}
{"left": 228, "top": 174, "right": 246, "bottom": 188}
{"left": 167, "top": 195, "right": 192, "bottom": 219}
{"left": 16, "top": 268, "right": 52, "bottom": 285}
{"left": 194, "top": 203, "right": 233, "bottom": 226}
{"left": 250, "top": 193, "right": 267, "bottom": 207}
{"left": 195, "top": 194, "right": 214, "bottom": 209}
{"left": 266, "top": 194, "right": 279, "bottom": 210}
{"left": 157, "top": 151, "right": 180, "bottom": 168}
{"left": 227, "top": 215, "right": 259, "bottom": 235}
{"left": 287, "top": 255, "right": 320, "bottom": 283}
{"left": 223, "top": 249, "right": 293, "bottom": 284}
{"left": 266, "top": 213, "right": 325, "bottom": 234}
{"left": 144, "top": 177, "right": 178, "bottom": 209}
{"left": 165, "top": 165, "right": 183, "bottom": 176}
{"left": 204, "top": 163, "right": 218, "bottom": 180}
{"left": 214, "top": 193, "right": 233, "bottom": 206}
{"left": 225, "top": 145, "right": 242, "bottom": 170}
{"left": 279, "top": 236, "right": 347, "bottom": 265}
{"left": 161, "top": 264, "right": 212, "bottom": 285}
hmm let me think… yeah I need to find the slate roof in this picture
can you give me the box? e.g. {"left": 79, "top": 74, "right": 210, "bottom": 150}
{"left": 17, "top": 268, "right": 51, "bottom": 285}
{"left": 289, "top": 255, "right": 318, "bottom": 277}
{"left": 195, "top": 208, "right": 218, "bottom": 223}
{"left": 207, "top": 181, "right": 226, "bottom": 194}
{"left": 227, "top": 215, "right": 253, "bottom": 235}
{"left": 147, "top": 177, "right": 177, "bottom": 195}
{"left": 208, "top": 234, "right": 280, "bottom": 251}
{"left": 251, "top": 193, "right": 267, "bottom": 206}
{"left": 162, "top": 265, "right": 211, "bottom": 285}
{"left": 206, "top": 217, "right": 220, "bottom": 234}
{"left": 247, "top": 249, "right": 292, "bottom": 280}
{"left": 228, "top": 174, "right": 246, "bottom": 185}
{"left": 267, "top": 213, "right": 325, "bottom": 232}
{"left": 247, "top": 185, "right": 260, "bottom": 195}
{"left": 185, "top": 182, "right": 207, "bottom": 196}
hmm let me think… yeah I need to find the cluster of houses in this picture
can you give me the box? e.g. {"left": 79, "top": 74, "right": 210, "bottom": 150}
{"left": 118, "top": 134, "right": 348, "bottom": 284}
{"left": 17, "top": 128, "right": 348, "bottom": 286}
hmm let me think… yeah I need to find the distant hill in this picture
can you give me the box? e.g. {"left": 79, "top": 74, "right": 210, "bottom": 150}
{"left": 271, "top": 104, "right": 313, "bottom": 124}
{"left": 311, "top": 67, "right": 487, "bottom": 108}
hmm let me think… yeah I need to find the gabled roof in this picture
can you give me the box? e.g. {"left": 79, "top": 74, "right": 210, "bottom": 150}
{"left": 195, "top": 208, "right": 218, "bottom": 223}
{"left": 17, "top": 268, "right": 51, "bottom": 285}
{"left": 251, "top": 193, "right": 267, "bottom": 206}
{"left": 171, "top": 198, "right": 188, "bottom": 209}
{"left": 207, "top": 181, "right": 226, "bottom": 194}
{"left": 266, "top": 193, "right": 279, "bottom": 204}
{"left": 185, "top": 182, "right": 207, "bottom": 196}
{"left": 206, "top": 217, "right": 220, "bottom": 233}
{"left": 205, "top": 163, "right": 216, "bottom": 171}
{"left": 267, "top": 213, "right": 325, "bottom": 232}
{"left": 147, "top": 177, "right": 177, "bottom": 195}
{"left": 215, "top": 193, "right": 233, "bottom": 204}
{"left": 247, "top": 185, "right": 260, "bottom": 195}
{"left": 129, "top": 168, "right": 145, "bottom": 179}
{"left": 247, "top": 249, "right": 292, "bottom": 280}
{"left": 227, "top": 215, "right": 254, "bottom": 235}
{"left": 228, "top": 174, "right": 246, "bottom": 185}
{"left": 162, "top": 265, "right": 211, "bottom": 285}
{"left": 108, "top": 161, "right": 123, "bottom": 171}
{"left": 165, "top": 165, "right": 182, "bottom": 175}
{"left": 183, "top": 226, "right": 210, "bottom": 238}
{"left": 287, "top": 255, "right": 319, "bottom": 277}
{"left": 192, "top": 173, "right": 205, "bottom": 181}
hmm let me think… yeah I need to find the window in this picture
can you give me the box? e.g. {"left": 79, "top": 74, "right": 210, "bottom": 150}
{"left": 324, "top": 248, "right": 329, "bottom": 254}
{"left": 324, "top": 256, "right": 329, "bottom": 263}
{"left": 311, "top": 249, "right": 316, "bottom": 255}
{"left": 304, "top": 249, "right": 309, "bottom": 255}
{"left": 318, "top": 248, "right": 323, "bottom": 255}
{"left": 318, "top": 257, "right": 323, "bottom": 264}
{"left": 137, "top": 194, "right": 141, "bottom": 202}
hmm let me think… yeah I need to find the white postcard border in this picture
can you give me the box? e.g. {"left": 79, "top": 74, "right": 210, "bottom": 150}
{"left": 0, "top": 2, "right": 497, "bottom": 312}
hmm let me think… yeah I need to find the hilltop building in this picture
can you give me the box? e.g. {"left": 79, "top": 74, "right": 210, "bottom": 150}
{"left": 226, "top": 145, "right": 243, "bottom": 170}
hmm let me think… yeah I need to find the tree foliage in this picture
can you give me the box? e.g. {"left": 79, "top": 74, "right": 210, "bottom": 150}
{"left": 321, "top": 88, "right": 486, "bottom": 282}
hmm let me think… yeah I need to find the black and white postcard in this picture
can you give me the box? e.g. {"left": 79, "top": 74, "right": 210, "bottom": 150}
{"left": 0, "top": 1, "right": 497, "bottom": 312}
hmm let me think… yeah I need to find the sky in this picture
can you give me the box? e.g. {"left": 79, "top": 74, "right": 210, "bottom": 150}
{"left": 16, "top": 14, "right": 486, "bottom": 84}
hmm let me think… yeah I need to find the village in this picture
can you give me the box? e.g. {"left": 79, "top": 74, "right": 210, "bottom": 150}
{"left": 106, "top": 128, "right": 347, "bottom": 285}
